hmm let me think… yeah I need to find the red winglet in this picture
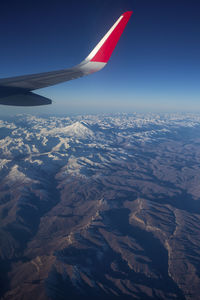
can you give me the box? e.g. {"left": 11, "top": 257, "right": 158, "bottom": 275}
{"left": 90, "top": 11, "right": 133, "bottom": 63}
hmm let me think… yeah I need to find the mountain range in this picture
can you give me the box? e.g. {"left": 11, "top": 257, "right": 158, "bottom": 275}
{"left": 0, "top": 113, "right": 200, "bottom": 299}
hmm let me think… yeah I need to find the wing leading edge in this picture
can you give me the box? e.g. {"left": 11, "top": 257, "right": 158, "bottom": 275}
{"left": 0, "top": 11, "right": 132, "bottom": 106}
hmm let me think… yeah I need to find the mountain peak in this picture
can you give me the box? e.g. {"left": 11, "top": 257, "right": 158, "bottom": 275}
{"left": 62, "top": 121, "right": 94, "bottom": 138}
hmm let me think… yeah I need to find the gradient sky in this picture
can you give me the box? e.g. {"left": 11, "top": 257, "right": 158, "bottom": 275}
{"left": 0, "top": 0, "right": 200, "bottom": 115}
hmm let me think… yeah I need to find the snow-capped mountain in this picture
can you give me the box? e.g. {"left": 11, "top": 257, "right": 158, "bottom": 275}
{"left": 0, "top": 113, "right": 200, "bottom": 300}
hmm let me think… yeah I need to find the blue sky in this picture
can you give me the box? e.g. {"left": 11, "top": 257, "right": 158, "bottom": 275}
{"left": 0, "top": 0, "right": 200, "bottom": 115}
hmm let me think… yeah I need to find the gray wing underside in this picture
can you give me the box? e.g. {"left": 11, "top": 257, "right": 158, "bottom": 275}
{"left": 0, "top": 67, "right": 84, "bottom": 91}
{"left": 0, "top": 61, "right": 105, "bottom": 91}
{"left": 0, "top": 61, "right": 105, "bottom": 106}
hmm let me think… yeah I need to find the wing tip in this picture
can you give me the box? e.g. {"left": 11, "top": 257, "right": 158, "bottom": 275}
{"left": 85, "top": 11, "right": 133, "bottom": 63}
{"left": 122, "top": 11, "right": 133, "bottom": 17}
{"left": 121, "top": 11, "right": 133, "bottom": 23}
{"left": 89, "top": 11, "right": 133, "bottom": 63}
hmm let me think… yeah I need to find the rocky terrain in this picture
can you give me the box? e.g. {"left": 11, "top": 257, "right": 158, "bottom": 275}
{"left": 0, "top": 113, "right": 200, "bottom": 299}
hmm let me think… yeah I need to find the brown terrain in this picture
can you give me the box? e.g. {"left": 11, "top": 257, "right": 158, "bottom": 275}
{"left": 0, "top": 113, "right": 200, "bottom": 299}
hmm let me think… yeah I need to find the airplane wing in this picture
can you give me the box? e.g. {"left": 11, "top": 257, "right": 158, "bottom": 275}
{"left": 0, "top": 11, "right": 132, "bottom": 106}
